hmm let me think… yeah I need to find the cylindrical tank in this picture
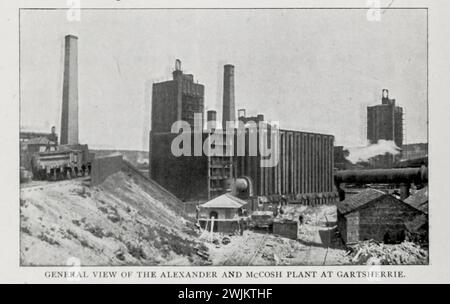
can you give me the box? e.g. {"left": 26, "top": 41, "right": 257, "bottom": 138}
{"left": 334, "top": 167, "right": 428, "bottom": 184}
{"left": 232, "top": 176, "right": 254, "bottom": 198}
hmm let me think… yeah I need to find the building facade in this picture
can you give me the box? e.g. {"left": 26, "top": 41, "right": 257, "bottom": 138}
{"left": 150, "top": 62, "right": 337, "bottom": 204}
{"left": 367, "top": 89, "right": 403, "bottom": 167}
{"left": 367, "top": 89, "right": 403, "bottom": 148}
{"left": 151, "top": 59, "right": 205, "bottom": 133}
{"left": 150, "top": 61, "right": 231, "bottom": 201}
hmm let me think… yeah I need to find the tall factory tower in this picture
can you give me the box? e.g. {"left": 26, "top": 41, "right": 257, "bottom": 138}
{"left": 151, "top": 59, "right": 205, "bottom": 132}
{"left": 367, "top": 89, "right": 403, "bottom": 148}
{"left": 60, "top": 35, "right": 79, "bottom": 145}
{"left": 222, "top": 64, "right": 235, "bottom": 130}
{"left": 367, "top": 89, "right": 403, "bottom": 167}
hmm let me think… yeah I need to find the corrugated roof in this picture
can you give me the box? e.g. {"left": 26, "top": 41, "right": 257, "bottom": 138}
{"left": 200, "top": 193, "right": 247, "bottom": 209}
{"left": 404, "top": 187, "right": 428, "bottom": 214}
{"left": 337, "top": 188, "right": 387, "bottom": 215}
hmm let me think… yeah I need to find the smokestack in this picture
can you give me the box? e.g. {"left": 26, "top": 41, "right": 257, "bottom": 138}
{"left": 222, "top": 64, "right": 235, "bottom": 130}
{"left": 60, "top": 35, "right": 79, "bottom": 145}
{"left": 207, "top": 110, "right": 217, "bottom": 131}
{"left": 382, "top": 89, "right": 389, "bottom": 105}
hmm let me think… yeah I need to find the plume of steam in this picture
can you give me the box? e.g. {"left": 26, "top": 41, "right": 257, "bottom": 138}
{"left": 345, "top": 140, "right": 401, "bottom": 164}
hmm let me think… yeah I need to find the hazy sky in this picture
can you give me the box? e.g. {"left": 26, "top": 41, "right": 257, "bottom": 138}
{"left": 20, "top": 9, "right": 427, "bottom": 151}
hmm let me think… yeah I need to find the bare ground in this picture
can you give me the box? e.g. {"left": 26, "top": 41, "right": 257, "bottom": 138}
{"left": 20, "top": 174, "right": 428, "bottom": 266}
{"left": 20, "top": 171, "right": 208, "bottom": 266}
{"left": 206, "top": 205, "right": 351, "bottom": 266}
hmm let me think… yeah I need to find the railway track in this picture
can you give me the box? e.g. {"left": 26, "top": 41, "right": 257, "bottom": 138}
{"left": 246, "top": 233, "right": 269, "bottom": 266}
{"left": 220, "top": 232, "right": 269, "bottom": 266}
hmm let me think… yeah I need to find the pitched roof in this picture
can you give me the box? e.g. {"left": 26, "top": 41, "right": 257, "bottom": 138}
{"left": 337, "top": 188, "right": 387, "bottom": 214}
{"left": 404, "top": 187, "right": 428, "bottom": 214}
{"left": 200, "top": 193, "right": 247, "bottom": 209}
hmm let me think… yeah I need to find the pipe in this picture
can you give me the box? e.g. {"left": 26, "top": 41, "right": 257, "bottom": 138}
{"left": 334, "top": 166, "right": 427, "bottom": 201}
{"left": 334, "top": 167, "right": 428, "bottom": 185}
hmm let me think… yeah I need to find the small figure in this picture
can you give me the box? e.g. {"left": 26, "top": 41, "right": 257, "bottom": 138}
{"left": 195, "top": 204, "right": 200, "bottom": 220}
{"left": 278, "top": 203, "right": 284, "bottom": 215}
{"left": 239, "top": 218, "right": 245, "bottom": 236}
{"left": 272, "top": 205, "right": 278, "bottom": 217}
{"left": 298, "top": 214, "right": 304, "bottom": 225}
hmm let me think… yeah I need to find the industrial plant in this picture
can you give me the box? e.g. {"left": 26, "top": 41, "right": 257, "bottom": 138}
{"left": 19, "top": 34, "right": 429, "bottom": 266}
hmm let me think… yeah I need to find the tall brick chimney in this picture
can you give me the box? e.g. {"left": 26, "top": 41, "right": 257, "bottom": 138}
{"left": 60, "top": 34, "right": 79, "bottom": 145}
{"left": 222, "top": 64, "right": 235, "bottom": 130}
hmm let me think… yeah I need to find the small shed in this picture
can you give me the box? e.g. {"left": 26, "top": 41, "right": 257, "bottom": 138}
{"left": 404, "top": 187, "right": 428, "bottom": 215}
{"left": 199, "top": 193, "right": 247, "bottom": 233}
{"left": 337, "top": 189, "right": 425, "bottom": 245}
{"left": 273, "top": 219, "right": 298, "bottom": 240}
{"left": 403, "top": 187, "right": 428, "bottom": 244}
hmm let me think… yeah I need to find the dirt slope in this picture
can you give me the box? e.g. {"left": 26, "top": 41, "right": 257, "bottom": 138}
{"left": 20, "top": 171, "right": 208, "bottom": 266}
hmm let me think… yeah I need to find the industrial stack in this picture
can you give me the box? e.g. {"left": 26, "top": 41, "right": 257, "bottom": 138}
{"left": 20, "top": 35, "right": 92, "bottom": 181}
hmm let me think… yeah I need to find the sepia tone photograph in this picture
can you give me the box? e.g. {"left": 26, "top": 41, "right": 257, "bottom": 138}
{"left": 19, "top": 8, "right": 428, "bottom": 267}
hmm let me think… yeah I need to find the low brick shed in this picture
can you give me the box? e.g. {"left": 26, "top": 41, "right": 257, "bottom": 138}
{"left": 273, "top": 220, "right": 298, "bottom": 239}
{"left": 337, "top": 189, "right": 425, "bottom": 244}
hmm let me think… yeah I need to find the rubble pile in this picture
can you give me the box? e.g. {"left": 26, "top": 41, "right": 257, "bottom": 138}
{"left": 259, "top": 237, "right": 297, "bottom": 265}
{"left": 349, "top": 240, "right": 428, "bottom": 265}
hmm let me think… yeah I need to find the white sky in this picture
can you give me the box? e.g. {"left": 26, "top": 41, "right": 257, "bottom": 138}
{"left": 20, "top": 9, "right": 427, "bottom": 151}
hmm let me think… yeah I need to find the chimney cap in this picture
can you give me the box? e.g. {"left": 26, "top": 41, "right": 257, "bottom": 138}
{"left": 175, "top": 59, "right": 182, "bottom": 71}
{"left": 65, "top": 34, "right": 78, "bottom": 39}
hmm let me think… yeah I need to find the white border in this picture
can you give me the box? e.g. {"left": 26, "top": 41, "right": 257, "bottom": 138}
{"left": 1, "top": 0, "right": 449, "bottom": 283}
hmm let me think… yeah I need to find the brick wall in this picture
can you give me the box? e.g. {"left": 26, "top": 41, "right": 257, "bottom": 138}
{"left": 340, "top": 196, "right": 423, "bottom": 244}
{"left": 273, "top": 220, "right": 298, "bottom": 239}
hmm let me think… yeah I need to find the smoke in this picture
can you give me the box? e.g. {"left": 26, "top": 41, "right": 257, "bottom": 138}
{"left": 345, "top": 140, "right": 401, "bottom": 164}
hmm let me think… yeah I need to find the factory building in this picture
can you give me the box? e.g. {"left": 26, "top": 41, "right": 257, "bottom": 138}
{"left": 401, "top": 143, "right": 428, "bottom": 161}
{"left": 149, "top": 61, "right": 336, "bottom": 204}
{"left": 234, "top": 114, "right": 335, "bottom": 204}
{"left": 150, "top": 61, "right": 232, "bottom": 200}
{"left": 20, "top": 127, "right": 59, "bottom": 171}
{"left": 151, "top": 59, "right": 205, "bottom": 132}
{"left": 367, "top": 89, "right": 403, "bottom": 148}
{"left": 367, "top": 89, "right": 403, "bottom": 167}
